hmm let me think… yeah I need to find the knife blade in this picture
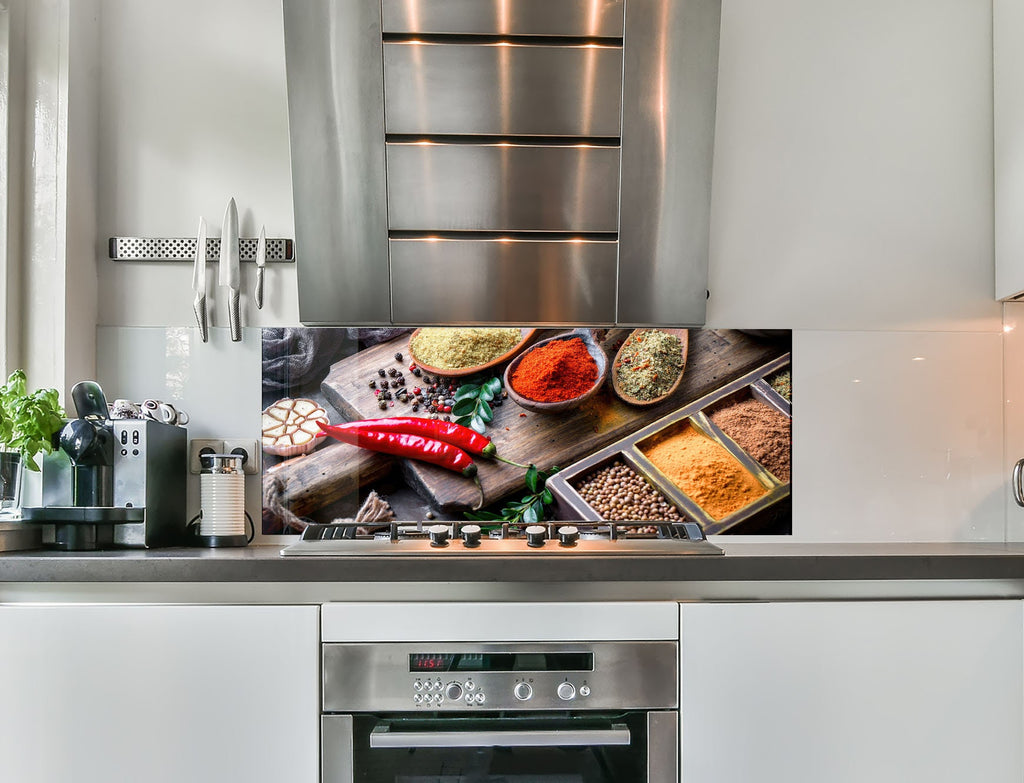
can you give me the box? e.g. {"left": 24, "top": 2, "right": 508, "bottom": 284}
{"left": 192, "top": 217, "right": 209, "bottom": 342}
{"left": 219, "top": 197, "right": 241, "bottom": 342}
{"left": 254, "top": 224, "right": 266, "bottom": 310}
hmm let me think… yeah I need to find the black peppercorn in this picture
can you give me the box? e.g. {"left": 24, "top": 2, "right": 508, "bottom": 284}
{"left": 368, "top": 380, "right": 376, "bottom": 389}
{"left": 377, "top": 368, "right": 386, "bottom": 377}
{"left": 394, "top": 352, "right": 403, "bottom": 362}
{"left": 377, "top": 400, "right": 387, "bottom": 410}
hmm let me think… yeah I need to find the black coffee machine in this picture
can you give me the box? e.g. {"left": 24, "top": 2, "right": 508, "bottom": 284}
{"left": 22, "top": 381, "right": 187, "bottom": 550}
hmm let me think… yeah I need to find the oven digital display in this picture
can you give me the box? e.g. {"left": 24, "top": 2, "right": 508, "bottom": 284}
{"left": 409, "top": 652, "right": 594, "bottom": 673}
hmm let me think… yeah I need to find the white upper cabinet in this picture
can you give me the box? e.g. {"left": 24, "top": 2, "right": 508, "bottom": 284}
{"left": 996, "top": 0, "right": 1024, "bottom": 300}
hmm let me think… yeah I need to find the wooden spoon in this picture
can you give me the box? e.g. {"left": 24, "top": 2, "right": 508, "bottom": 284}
{"left": 611, "top": 328, "right": 689, "bottom": 407}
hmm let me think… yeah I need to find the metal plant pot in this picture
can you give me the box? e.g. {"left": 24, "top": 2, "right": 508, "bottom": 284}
{"left": 0, "top": 451, "right": 23, "bottom": 516}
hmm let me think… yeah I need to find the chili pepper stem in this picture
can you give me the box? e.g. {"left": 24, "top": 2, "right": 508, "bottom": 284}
{"left": 471, "top": 476, "right": 485, "bottom": 511}
{"left": 492, "top": 455, "right": 531, "bottom": 469}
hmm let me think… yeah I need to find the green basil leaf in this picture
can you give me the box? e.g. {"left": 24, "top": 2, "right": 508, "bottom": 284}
{"left": 523, "top": 504, "right": 538, "bottom": 525}
{"left": 542, "top": 489, "right": 554, "bottom": 505}
{"left": 485, "top": 377, "right": 502, "bottom": 397}
{"left": 464, "top": 511, "right": 503, "bottom": 521}
{"left": 451, "top": 398, "right": 477, "bottom": 417}
{"left": 455, "top": 384, "right": 481, "bottom": 401}
{"left": 525, "top": 464, "right": 538, "bottom": 493}
{"left": 455, "top": 415, "right": 472, "bottom": 427}
{"left": 480, "top": 386, "right": 494, "bottom": 402}
{"left": 470, "top": 416, "right": 487, "bottom": 434}
{"left": 531, "top": 499, "right": 545, "bottom": 520}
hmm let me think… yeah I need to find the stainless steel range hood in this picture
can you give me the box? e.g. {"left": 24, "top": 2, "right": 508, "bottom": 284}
{"left": 284, "top": 0, "right": 721, "bottom": 327}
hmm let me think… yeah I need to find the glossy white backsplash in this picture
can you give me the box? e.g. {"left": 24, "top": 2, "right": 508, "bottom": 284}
{"left": 96, "top": 326, "right": 263, "bottom": 533}
{"left": 1003, "top": 302, "right": 1024, "bottom": 540}
{"left": 788, "top": 330, "right": 1004, "bottom": 542}
{"left": 93, "top": 325, "right": 1010, "bottom": 543}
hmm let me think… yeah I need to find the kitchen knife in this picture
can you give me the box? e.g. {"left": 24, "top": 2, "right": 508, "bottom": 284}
{"left": 219, "top": 197, "right": 241, "bottom": 342}
{"left": 192, "top": 217, "right": 209, "bottom": 342}
{"left": 254, "top": 224, "right": 266, "bottom": 310}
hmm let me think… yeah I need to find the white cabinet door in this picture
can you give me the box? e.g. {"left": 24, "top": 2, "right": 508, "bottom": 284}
{"left": 680, "top": 601, "right": 1023, "bottom": 783}
{"left": 0, "top": 604, "right": 319, "bottom": 783}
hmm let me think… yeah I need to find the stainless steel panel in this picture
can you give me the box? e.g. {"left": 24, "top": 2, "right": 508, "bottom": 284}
{"left": 390, "top": 239, "right": 617, "bottom": 324}
{"left": 283, "top": 0, "right": 391, "bottom": 325}
{"left": 383, "top": 42, "right": 623, "bottom": 137}
{"left": 322, "top": 641, "right": 678, "bottom": 712}
{"left": 386, "top": 143, "right": 621, "bottom": 231}
{"left": 322, "top": 715, "right": 354, "bottom": 783}
{"left": 617, "top": 0, "right": 722, "bottom": 325}
{"left": 382, "top": 0, "right": 625, "bottom": 37}
{"left": 647, "top": 711, "right": 679, "bottom": 783}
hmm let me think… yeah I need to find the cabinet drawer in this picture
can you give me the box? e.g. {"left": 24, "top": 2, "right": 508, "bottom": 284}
{"left": 384, "top": 42, "right": 623, "bottom": 137}
{"left": 390, "top": 238, "right": 617, "bottom": 324}
{"left": 381, "top": 0, "right": 625, "bottom": 37}
{"left": 386, "top": 143, "right": 621, "bottom": 232}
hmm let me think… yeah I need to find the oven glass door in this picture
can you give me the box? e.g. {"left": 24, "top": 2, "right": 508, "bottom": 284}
{"left": 324, "top": 712, "right": 676, "bottom": 783}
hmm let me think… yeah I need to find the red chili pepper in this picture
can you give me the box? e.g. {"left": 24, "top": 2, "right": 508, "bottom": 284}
{"left": 318, "top": 417, "right": 529, "bottom": 468}
{"left": 317, "top": 421, "right": 477, "bottom": 478}
{"left": 321, "top": 417, "right": 491, "bottom": 456}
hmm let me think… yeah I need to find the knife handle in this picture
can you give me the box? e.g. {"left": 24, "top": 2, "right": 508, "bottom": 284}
{"left": 255, "top": 267, "right": 265, "bottom": 310}
{"left": 193, "top": 295, "right": 209, "bottom": 343}
{"left": 228, "top": 289, "right": 241, "bottom": 342}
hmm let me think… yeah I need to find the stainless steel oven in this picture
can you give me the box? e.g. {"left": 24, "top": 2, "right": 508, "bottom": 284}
{"left": 321, "top": 640, "right": 678, "bottom": 782}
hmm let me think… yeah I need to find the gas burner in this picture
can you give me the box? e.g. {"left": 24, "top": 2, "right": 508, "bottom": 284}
{"left": 281, "top": 519, "right": 723, "bottom": 557}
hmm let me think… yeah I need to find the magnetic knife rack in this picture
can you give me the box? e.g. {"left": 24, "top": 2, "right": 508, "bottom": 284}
{"left": 108, "top": 237, "right": 295, "bottom": 263}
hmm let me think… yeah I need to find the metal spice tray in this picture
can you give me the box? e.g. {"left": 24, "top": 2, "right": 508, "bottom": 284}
{"left": 548, "top": 354, "right": 791, "bottom": 535}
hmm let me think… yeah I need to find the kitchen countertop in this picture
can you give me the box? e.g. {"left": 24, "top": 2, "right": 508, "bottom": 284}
{"left": 3, "top": 542, "right": 1024, "bottom": 603}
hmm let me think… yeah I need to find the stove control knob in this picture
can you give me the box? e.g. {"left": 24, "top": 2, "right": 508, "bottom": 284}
{"left": 525, "top": 525, "right": 547, "bottom": 548}
{"left": 579, "top": 685, "right": 591, "bottom": 697}
{"left": 428, "top": 524, "right": 450, "bottom": 547}
{"left": 461, "top": 524, "right": 482, "bottom": 548}
{"left": 557, "top": 682, "right": 576, "bottom": 701}
{"left": 445, "top": 682, "right": 464, "bottom": 701}
{"left": 514, "top": 682, "right": 533, "bottom": 701}
{"left": 557, "top": 525, "right": 579, "bottom": 547}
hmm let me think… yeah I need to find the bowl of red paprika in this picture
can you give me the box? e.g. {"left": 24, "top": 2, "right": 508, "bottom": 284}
{"left": 503, "top": 329, "right": 608, "bottom": 414}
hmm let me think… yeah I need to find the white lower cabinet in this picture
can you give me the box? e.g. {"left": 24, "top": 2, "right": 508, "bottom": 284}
{"left": 0, "top": 604, "right": 319, "bottom": 783}
{"left": 679, "top": 600, "right": 1023, "bottom": 783}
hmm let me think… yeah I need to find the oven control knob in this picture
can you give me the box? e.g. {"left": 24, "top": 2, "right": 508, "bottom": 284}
{"left": 514, "top": 682, "right": 533, "bottom": 701}
{"left": 525, "top": 525, "right": 547, "bottom": 547}
{"left": 461, "top": 524, "right": 482, "bottom": 548}
{"left": 428, "top": 524, "right": 450, "bottom": 547}
{"left": 445, "top": 682, "right": 464, "bottom": 701}
{"left": 557, "top": 682, "right": 576, "bottom": 701}
{"left": 579, "top": 685, "right": 591, "bottom": 697}
{"left": 557, "top": 525, "right": 579, "bottom": 546}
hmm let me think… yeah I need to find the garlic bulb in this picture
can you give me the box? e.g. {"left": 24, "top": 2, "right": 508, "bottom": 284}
{"left": 261, "top": 397, "right": 328, "bottom": 457}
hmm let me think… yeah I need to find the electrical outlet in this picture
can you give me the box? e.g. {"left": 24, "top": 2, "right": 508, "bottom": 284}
{"left": 189, "top": 439, "right": 224, "bottom": 474}
{"left": 223, "top": 438, "right": 260, "bottom": 475}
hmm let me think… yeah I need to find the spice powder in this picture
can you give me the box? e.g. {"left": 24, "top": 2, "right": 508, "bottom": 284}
{"left": 410, "top": 328, "right": 521, "bottom": 370}
{"left": 511, "top": 337, "right": 598, "bottom": 403}
{"left": 615, "top": 329, "right": 684, "bottom": 401}
{"left": 640, "top": 420, "right": 767, "bottom": 521}
{"left": 709, "top": 397, "right": 791, "bottom": 483}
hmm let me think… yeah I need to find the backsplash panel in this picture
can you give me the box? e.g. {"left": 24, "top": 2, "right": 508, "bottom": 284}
{"left": 261, "top": 327, "right": 793, "bottom": 537}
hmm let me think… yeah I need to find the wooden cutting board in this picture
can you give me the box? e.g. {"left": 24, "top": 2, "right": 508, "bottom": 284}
{"left": 318, "top": 329, "right": 788, "bottom": 514}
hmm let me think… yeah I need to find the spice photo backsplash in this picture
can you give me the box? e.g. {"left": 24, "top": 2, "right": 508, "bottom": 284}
{"left": 260, "top": 327, "right": 792, "bottom": 536}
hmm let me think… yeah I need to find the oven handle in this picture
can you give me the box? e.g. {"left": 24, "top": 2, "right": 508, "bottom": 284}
{"left": 369, "top": 723, "right": 631, "bottom": 749}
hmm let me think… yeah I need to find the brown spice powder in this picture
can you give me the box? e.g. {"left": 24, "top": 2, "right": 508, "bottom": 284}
{"left": 640, "top": 421, "right": 767, "bottom": 520}
{"left": 709, "top": 397, "right": 791, "bottom": 483}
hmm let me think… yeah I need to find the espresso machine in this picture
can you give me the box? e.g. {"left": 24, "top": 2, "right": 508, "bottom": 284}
{"left": 22, "top": 381, "right": 187, "bottom": 550}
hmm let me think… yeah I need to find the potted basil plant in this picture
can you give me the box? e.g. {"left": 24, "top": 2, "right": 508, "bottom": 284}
{"left": 0, "top": 370, "right": 65, "bottom": 515}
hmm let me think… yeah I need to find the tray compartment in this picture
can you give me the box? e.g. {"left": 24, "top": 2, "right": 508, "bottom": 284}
{"left": 552, "top": 353, "right": 792, "bottom": 535}
{"left": 548, "top": 449, "right": 692, "bottom": 525}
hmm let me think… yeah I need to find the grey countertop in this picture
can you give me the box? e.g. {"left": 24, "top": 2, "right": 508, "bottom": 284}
{"left": 3, "top": 542, "right": 1024, "bottom": 586}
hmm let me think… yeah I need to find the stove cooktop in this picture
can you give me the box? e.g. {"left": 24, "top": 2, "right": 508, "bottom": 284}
{"left": 279, "top": 520, "right": 723, "bottom": 557}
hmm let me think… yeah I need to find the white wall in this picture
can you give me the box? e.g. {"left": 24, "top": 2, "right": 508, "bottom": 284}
{"left": 91, "top": 0, "right": 1007, "bottom": 542}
